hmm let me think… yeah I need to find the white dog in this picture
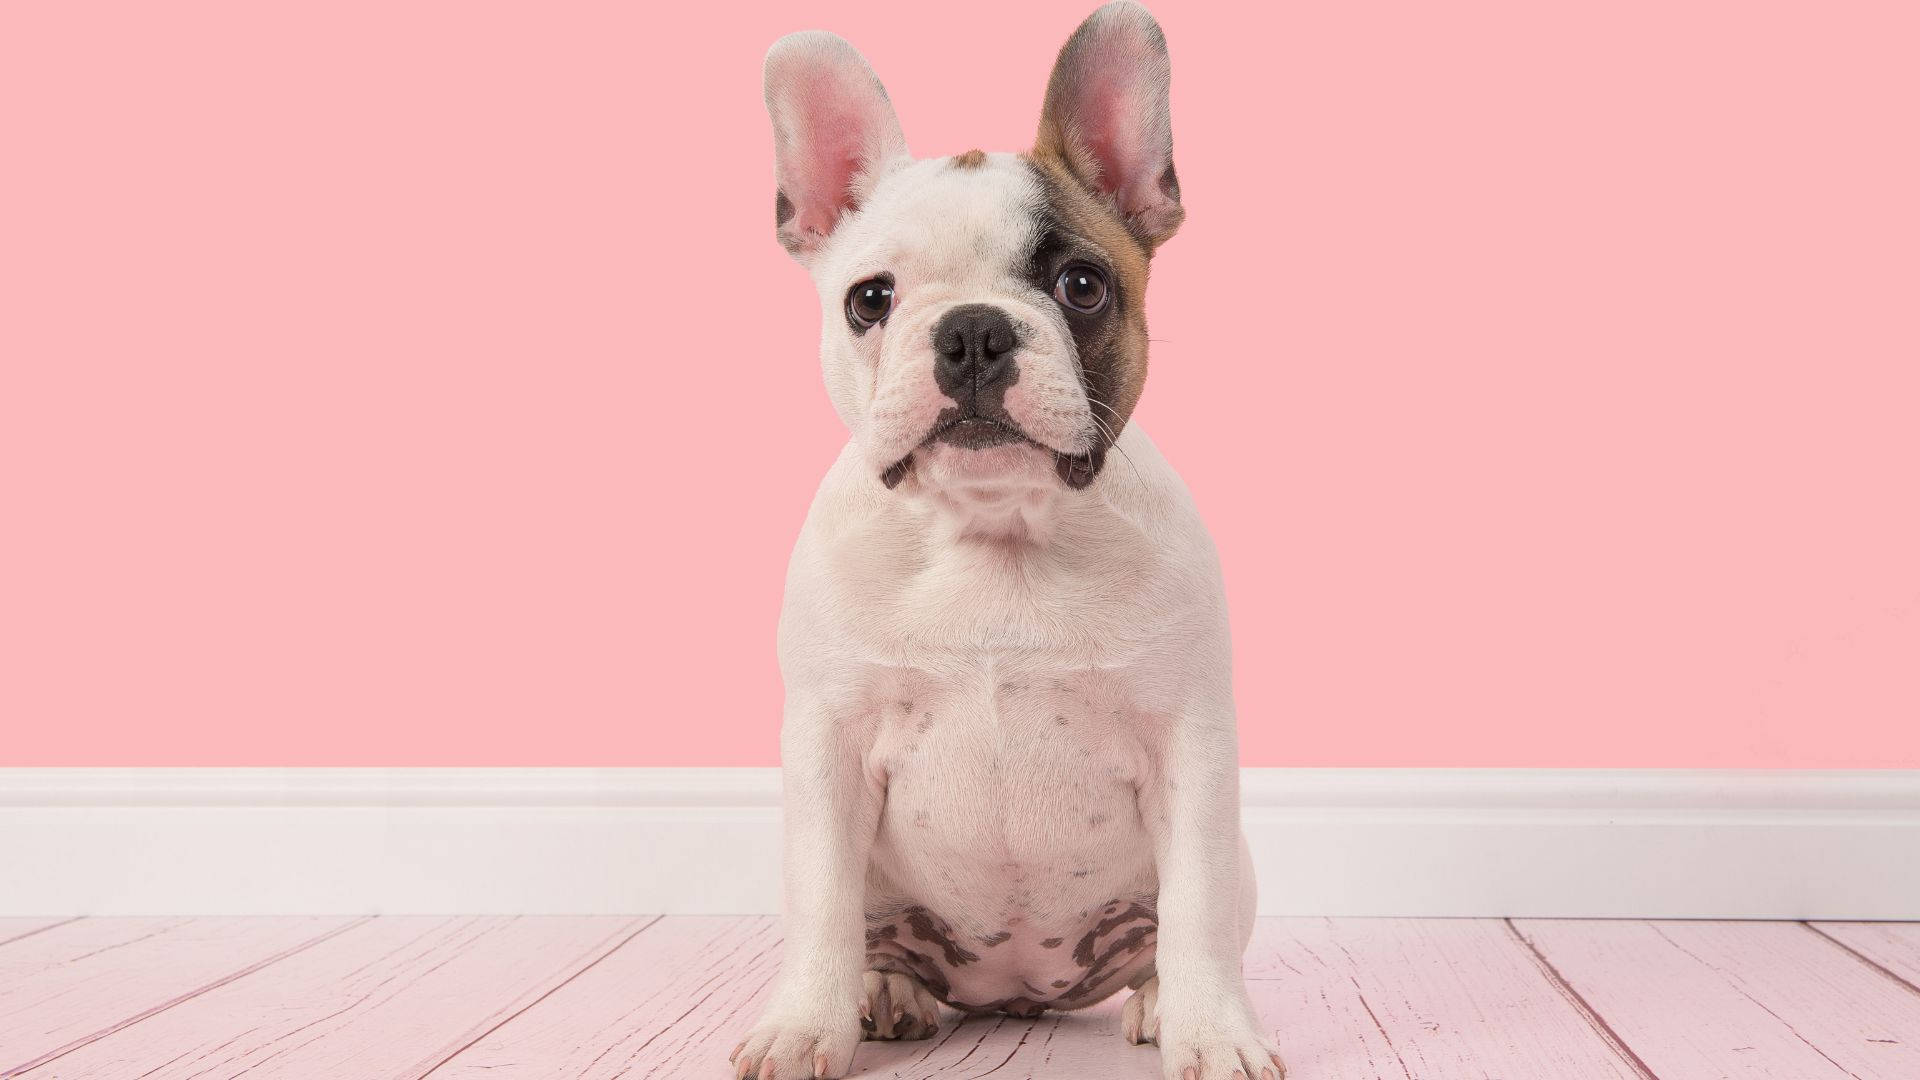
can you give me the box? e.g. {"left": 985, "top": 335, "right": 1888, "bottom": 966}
{"left": 733, "top": 5, "right": 1280, "bottom": 1078}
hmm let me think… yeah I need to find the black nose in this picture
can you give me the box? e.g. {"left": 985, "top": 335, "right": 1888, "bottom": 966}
{"left": 932, "top": 304, "right": 1018, "bottom": 398}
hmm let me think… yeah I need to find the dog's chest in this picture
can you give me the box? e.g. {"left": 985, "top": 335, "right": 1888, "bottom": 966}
{"left": 864, "top": 660, "right": 1153, "bottom": 893}
{"left": 858, "top": 659, "right": 1162, "bottom": 1009}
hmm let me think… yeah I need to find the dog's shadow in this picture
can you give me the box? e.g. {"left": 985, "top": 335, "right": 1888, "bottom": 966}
{"left": 850, "top": 1001, "right": 1160, "bottom": 1078}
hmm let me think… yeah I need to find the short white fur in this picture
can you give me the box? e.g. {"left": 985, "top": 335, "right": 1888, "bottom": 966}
{"left": 738, "top": 6, "right": 1283, "bottom": 1080}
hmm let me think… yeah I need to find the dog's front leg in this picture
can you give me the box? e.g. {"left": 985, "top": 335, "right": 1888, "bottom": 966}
{"left": 1140, "top": 697, "right": 1285, "bottom": 1080}
{"left": 732, "top": 694, "right": 881, "bottom": 1080}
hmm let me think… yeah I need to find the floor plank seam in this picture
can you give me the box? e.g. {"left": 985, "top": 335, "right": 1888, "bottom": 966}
{"left": 413, "top": 914, "right": 665, "bottom": 1079}
{"left": 0, "top": 916, "right": 85, "bottom": 951}
{"left": 1648, "top": 923, "right": 1874, "bottom": 1080}
{"left": 59, "top": 916, "right": 194, "bottom": 964}
{"left": 3, "top": 916, "right": 377, "bottom": 1077}
{"left": 1800, "top": 922, "right": 1920, "bottom": 998}
{"left": 1502, "top": 920, "right": 1665, "bottom": 1080}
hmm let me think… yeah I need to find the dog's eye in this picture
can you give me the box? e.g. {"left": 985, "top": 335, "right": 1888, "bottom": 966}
{"left": 1053, "top": 265, "right": 1109, "bottom": 313}
{"left": 846, "top": 277, "right": 896, "bottom": 329}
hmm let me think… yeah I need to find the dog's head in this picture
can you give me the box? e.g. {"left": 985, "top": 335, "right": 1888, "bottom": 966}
{"left": 764, "top": 2, "right": 1182, "bottom": 502}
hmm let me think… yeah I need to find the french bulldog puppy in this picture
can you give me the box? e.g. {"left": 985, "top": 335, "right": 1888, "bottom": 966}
{"left": 733, "top": 5, "right": 1280, "bottom": 1078}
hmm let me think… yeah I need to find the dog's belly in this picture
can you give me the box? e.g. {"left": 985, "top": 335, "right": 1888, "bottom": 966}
{"left": 861, "top": 662, "right": 1159, "bottom": 1013}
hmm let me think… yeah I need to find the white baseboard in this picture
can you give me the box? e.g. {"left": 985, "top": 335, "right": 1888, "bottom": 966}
{"left": 1, "top": 768, "right": 1915, "bottom": 918}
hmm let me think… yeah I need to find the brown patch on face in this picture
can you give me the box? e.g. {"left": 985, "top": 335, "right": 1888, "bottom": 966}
{"left": 951, "top": 148, "right": 988, "bottom": 169}
{"left": 1020, "top": 153, "right": 1153, "bottom": 477}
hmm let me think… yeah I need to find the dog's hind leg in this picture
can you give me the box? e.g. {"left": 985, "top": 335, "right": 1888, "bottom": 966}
{"left": 861, "top": 968, "right": 942, "bottom": 1040}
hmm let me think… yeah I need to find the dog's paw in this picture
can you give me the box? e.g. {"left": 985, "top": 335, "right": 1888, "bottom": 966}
{"left": 861, "top": 969, "right": 941, "bottom": 1040}
{"left": 1122, "top": 977, "right": 1285, "bottom": 1080}
{"left": 1121, "top": 974, "right": 1162, "bottom": 1045}
{"left": 729, "top": 1006, "right": 861, "bottom": 1080}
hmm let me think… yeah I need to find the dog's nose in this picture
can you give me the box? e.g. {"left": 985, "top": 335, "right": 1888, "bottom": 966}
{"left": 932, "top": 304, "right": 1018, "bottom": 396}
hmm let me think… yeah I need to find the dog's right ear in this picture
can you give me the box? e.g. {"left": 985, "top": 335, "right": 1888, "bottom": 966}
{"left": 763, "top": 32, "right": 908, "bottom": 264}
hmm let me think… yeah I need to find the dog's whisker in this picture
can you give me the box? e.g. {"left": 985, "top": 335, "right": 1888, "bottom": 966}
{"left": 1083, "top": 395, "right": 1145, "bottom": 487}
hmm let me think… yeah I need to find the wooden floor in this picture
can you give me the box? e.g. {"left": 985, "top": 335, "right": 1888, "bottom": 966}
{"left": 2, "top": 917, "right": 1917, "bottom": 1078}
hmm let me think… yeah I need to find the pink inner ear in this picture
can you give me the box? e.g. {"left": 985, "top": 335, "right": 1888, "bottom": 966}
{"left": 1076, "top": 71, "right": 1153, "bottom": 202}
{"left": 772, "top": 54, "right": 904, "bottom": 246}
{"left": 785, "top": 86, "right": 868, "bottom": 234}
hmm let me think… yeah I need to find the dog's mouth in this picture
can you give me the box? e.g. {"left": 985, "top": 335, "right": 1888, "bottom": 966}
{"left": 934, "top": 414, "right": 1026, "bottom": 450}
{"left": 880, "top": 413, "right": 1105, "bottom": 491}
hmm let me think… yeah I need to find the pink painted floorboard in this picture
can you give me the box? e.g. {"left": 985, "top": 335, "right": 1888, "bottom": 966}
{"left": 21, "top": 916, "right": 649, "bottom": 1080}
{"left": 1810, "top": 921, "right": 1920, "bottom": 992}
{"left": 7, "top": 917, "right": 1917, "bottom": 1078}
{"left": 426, "top": 915, "right": 780, "bottom": 1079}
{"left": 1244, "top": 917, "right": 1646, "bottom": 1079}
{"left": 1513, "top": 919, "right": 1920, "bottom": 1080}
{"left": 442, "top": 916, "right": 1651, "bottom": 1079}
{"left": 0, "top": 915, "right": 358, "bottom": 1073}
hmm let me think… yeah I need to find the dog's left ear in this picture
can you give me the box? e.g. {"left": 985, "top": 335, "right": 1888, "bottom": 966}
{"left": 1034, "top": 2, "right": 1183, "bottom": 250}
{"left": 764, "top": 31, "right": 909, "bottom": 264}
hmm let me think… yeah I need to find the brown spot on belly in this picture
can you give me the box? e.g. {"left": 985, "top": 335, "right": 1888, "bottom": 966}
{"left": 1040, "top": 937, "right": 1064, "bottom": 949}
{"left": 1059, "top": 909, "right": 1157, "bottom": 1004}
{"left": 977, "top": 930, "right": 1012, "bottom": 947}
{"left": 905, "top": 906, "right": 980, "bottom": 967}
{"left": 1061, "top": 925, "right": 1155, "bottom": 1001}
{"left": 1075, "top": 902, "right": 1155, "bottom": 967}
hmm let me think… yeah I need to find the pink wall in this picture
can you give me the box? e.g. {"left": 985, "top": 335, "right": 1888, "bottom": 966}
{"left": 4, "top": 2, "right": 1916, "bottom": 767}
